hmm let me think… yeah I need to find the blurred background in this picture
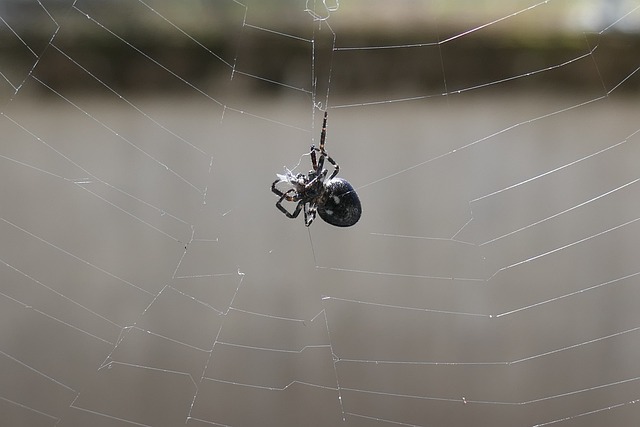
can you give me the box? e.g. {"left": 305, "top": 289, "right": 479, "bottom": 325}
{"left": 2, "top": 1, "right": 640, "bottom": 426}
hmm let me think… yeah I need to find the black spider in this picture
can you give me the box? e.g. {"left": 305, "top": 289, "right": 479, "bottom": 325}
{"left": 271, "top": 111, "right": 362, "bottom": 227}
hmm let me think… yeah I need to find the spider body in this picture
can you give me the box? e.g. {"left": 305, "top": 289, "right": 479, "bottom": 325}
{"left": 271, "top": 111, "right": 361, "bottom": 227}
{"left": 316, "top": 177, "right": 361, "bottom": 227}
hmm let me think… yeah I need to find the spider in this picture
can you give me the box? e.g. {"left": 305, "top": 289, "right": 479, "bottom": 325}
{"left": 271, "top": 111, "right": 362, "bottom": 227}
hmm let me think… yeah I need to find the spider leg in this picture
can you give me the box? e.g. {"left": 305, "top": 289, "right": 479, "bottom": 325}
{"left": 317, "top": 149, "right": 325, "bottom": 174}
{"left": 315, "top": 111, "right": 339, "bottom": 179}
{"left": 271, "top": 179, "right": 286, "bottom": 197}
{"left": 304, "top": 203, "right": 317, "bottom": 227}
{"left": 272, "top": 179, "right": 304, "bottom": 200}
{"left": 273, "top": 180, "right": 304, "bottom": 218}
{"left": 310, "top": 145, "right": 318, "bottom": 171}
{"left": 319, "top": 111, "right": 328, "bottom": 152}
{"left": 324, "top": 153, "right": 339, "bottom": 180}
{"left": 312, "top": 147, "right": 338, "bottom": 180}
{"left": 275, "top": 191, "right": 304, "bottom": 219}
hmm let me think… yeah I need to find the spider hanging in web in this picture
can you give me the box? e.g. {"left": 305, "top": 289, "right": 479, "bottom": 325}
{"left": 271, "top": 111, "right": 362, "bottom": 227}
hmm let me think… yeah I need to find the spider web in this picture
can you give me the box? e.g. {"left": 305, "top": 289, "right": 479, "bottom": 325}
{"left": 2, "top": 0, "right": 640, "bottom": 426}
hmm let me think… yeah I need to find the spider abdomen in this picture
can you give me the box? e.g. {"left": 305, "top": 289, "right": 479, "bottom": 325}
{"left": 318, "top": 178, "right": 362, "bottom": 227}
